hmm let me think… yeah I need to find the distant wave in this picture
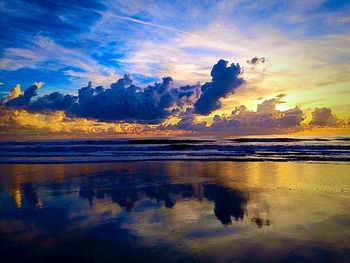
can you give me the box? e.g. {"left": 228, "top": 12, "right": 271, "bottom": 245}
{"left": 0, "top": 139, "right": 213, "bottom": 146}
{"left": 1, "top": 137, "right": 349, "bottom": 146}
{"left": 0, "top": 137, "right": 349, "bottom": 163}
{"left": 228, "top": 138, "right": 331, "bottom": 143}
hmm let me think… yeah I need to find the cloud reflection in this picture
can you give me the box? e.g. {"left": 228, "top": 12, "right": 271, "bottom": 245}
{"left": 76, "top": 171, "right": 257, "bottom": 226}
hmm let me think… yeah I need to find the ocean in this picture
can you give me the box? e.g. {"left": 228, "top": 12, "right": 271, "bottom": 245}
{"left": 0, "top": 136, "right": 349, "bottom": 163}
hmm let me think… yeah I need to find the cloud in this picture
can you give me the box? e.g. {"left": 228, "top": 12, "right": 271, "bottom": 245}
{"left": 1, "top": 93, "right": 348, "bottom": 138}
{"left": 0, "top": 84, "right": 21, "bottom": 104}
{"left": 168, "top": 94, "right": 305, "bottom": 135}
{"left": 209, "top": 96, "right": 304, "bottom": 134}
{"left": 0, "top": 36, "right": 120, "bottom": 88}
{"left": 1, "top": 55, "right": 348, "bottom": 137}
{"left": 112, "top": 15, "right": 200, "bottom": 37}
{"left": 0, "top": 107, "right": 115, "bottom": 136}
{"left": 3, "top": 60, "right": 243, "bottom": 124}
{"left": 28, "top": 92, "right": 77, "bottom": 112}
{"left": 171, "top": 108, "right": 207, "bottom": 132}
{"left": 309, "top": 107, "right": 339, "bottom": 127}
{"left": 5, "top": 83, "right": 42, "bottom": 108}
{"left": 70, "top": 74, "right": 179, "bottom": 124}
{"left": 0, "top": 105, "right": 189, "bottom": 140}
{"left": 194, "top": 59, "right": 244, "bottom": 115}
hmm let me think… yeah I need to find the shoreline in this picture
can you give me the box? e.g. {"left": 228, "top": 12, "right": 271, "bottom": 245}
{"left": 1, "top": 158, "right": 350, "bottom": 164}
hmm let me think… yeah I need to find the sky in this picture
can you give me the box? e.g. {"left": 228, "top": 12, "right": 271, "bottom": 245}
{"left": 0, "top": 0, "right": 350, "bottom": 139}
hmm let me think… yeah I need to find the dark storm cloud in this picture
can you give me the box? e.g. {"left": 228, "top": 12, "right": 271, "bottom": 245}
{"left": 29, "top": 92, "right": 77, "bottom": 112}
{"left": 3, "top": 60, "right": 243, "bottom": 124}
{"left": 70, "top": 74, "right": 179, "bottom": 124}
{"left": 194, "top": 60, "right": 244, "bottom": 115}
{"left": 9, "top": 75, "right": 178, "bottom": 124}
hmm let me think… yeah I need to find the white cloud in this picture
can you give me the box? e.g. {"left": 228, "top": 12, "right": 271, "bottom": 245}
{"left": 0, "top": 36, "right": 121, "bottom": 87}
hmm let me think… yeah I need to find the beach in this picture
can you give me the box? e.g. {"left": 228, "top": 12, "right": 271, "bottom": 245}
{"left": 0, "top": 160, "right": 349, "bottom": 262}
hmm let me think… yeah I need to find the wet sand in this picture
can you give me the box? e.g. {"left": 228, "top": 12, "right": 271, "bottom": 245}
{"left": 0, "top": 161, "right": 349, "bottom": 262}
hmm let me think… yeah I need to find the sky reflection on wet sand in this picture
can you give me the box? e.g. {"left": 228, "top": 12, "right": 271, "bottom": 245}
{"left": 0, "top": 161, "right": 349, "bottom": 262}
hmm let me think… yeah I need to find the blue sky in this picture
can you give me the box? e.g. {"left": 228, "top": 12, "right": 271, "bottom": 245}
{"left": 1, "top": 0, "right": 349, "bottom": 96}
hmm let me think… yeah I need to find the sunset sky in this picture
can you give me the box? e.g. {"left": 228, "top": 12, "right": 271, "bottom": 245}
{"left": 1, "top": 0, "right": 350, "bottom": 139}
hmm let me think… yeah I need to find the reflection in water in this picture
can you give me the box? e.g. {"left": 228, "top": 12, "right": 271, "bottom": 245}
{"left": 250, "top": 217, "right": 271, "bottom": 228}
{"left": 74, "top": 166, "right": 253, "bottom": 226}
{"left": 78, "top": 179, "right": 252, "bottom": 226}
{"left": 22, "top": 184, "right": 43, "bottom": 209}
{"left": 204, "top": 184, "right": 246, "bottom": 225}
{"left": 11, "top": 188, "right": 22, "bottom": 209}
{"left": 0, "top": 161, "right": 349, "bottom": 262}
